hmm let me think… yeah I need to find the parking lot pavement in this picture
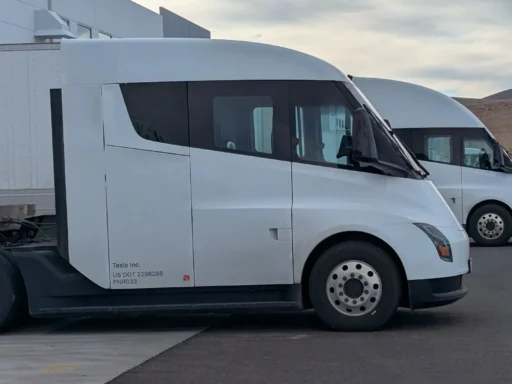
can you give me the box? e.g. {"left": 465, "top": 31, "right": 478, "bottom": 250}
{"left": 110, "top": 245, "right": 512, "bottom": 384}
{"left": 0, "top": 316, "right": 217, "bottom": 384}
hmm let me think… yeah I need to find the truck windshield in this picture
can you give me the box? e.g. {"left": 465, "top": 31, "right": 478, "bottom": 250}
{"left": 463, "top": 130, "right": 512, "bottom": 171}
{"left": 340, "top": 81, "right": 427, "bottom": 178}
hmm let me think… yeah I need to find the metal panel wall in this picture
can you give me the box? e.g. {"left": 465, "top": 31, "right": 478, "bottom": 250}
{"left": 0, "top": 0, "right": 164, "bottom": 43}
{"left": 160, "top": 7, "right": 211, "bottom": 39}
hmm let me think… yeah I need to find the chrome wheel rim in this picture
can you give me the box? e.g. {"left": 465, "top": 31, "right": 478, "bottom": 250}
{"left": 477, "top": 213, "right": 505, "bottom": 240}
{"left": 326, "top": 260, "right": 382, "bottom": 317}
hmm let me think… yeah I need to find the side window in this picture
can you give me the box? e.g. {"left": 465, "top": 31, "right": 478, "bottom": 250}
{"left": 425, "top": 136, "right": 452, "bottom": 163}
{"left": 212, "top": 96, "right": 273, "bottom": 154}
{"left": 462, "top": 137, "right": 494, "bottom": 170}
{"left": 291, "top": 81, "right": 355, "bottom": 167}
{"left": 413, "top": 134, "right": 453, "bottom": 164}
{"left": 253, "top": 106, "right": 273, "bottom": 154}
{"left": 120, "top": 82, "right": 189, "bottom": 147}
{"left": 188, "top": 80, "right": 290, "bottom": 160}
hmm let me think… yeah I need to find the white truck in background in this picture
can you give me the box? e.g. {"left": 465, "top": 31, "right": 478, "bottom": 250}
{"left": 352, "top": 76, "right": 512, "bottom": 246}
{"left": 1, "top": 43, "right": 61, "bottom": 220}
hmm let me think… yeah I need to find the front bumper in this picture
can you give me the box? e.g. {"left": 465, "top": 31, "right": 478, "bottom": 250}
{"left": 406, "top": 274, "right": 468, "bottom": 310}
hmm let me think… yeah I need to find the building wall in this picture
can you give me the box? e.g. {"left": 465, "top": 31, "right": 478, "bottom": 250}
{"left": 0, "top": 0, "right": 47, "bottom": 43}
{"left": 160, "top": 7, "right": 210, "bottom": 39}
{"left": 0, "top": 0, "right": 210, "bottom": 44}
{"left": 53, "top": 0, "right": 163, "bottom": 39}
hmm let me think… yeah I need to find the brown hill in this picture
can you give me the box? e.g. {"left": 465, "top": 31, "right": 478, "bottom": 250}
{"left": 484, "top": 89, "right": 512, "bottom": 101}
{"left": 453, "top": 97, "right": 481, "bottom": 106}
{"left": 457, "top": 98, "right": 512, "bottom": 153}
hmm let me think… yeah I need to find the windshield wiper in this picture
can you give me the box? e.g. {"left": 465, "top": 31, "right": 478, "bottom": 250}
{"left": 350, "top": 156, "right": 410, "bottom": 177}
{"left": 364, "top": 161, "right": 411, "bottom": 177}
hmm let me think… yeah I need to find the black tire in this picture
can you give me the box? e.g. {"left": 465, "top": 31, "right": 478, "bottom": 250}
{"left": 0, "top": 253, "right": 26, "bottom": 331}
{"left": 308, "top": 240, "right": 402, "bottom": 332}
{"left": 468, "top": 204, "right": 512, "bottom": 246}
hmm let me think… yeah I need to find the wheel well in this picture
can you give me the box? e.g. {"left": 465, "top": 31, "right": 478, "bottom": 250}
{"left": 0, "top": 250, "right": 28, "bottom": 312}
{"left": 465, "top": 199, "right": 512, "bottom": 236}
{"left": 300, "top": 231, "right": 409, "bottom": 309}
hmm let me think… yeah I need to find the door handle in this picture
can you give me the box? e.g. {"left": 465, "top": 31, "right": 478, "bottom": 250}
{"left": 269, "top": 228, "right": 292, "bottom": 241}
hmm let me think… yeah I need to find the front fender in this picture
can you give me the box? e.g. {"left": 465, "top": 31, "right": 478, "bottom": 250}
{"left": 293, "top": 221, "right": 469, "bottom": 283}
{"left": 293, "top": 218, "right": 396, "bottom": 283}
{"left": 376, "top": 223, "right": 469, "bottom": 280}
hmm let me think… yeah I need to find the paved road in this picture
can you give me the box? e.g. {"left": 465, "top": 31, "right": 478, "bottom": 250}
{"left": 109, "top": 245, "right": 512, "bottom": 384}
{"left": 1, "top": 316, "right": 212, "bottom": 384}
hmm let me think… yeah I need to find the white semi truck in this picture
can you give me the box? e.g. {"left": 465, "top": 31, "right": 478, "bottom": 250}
{"left": 352, "top": 76, "right": 512, "bottom": 246}
{"left": 0, "top": 38, "right": 471, "bottom": 332}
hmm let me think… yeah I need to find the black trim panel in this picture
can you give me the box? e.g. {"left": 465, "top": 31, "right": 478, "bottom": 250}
{"left": 50, "top": 89, "right": 69, "bottom": 261}
{"left": 120, "top": 81, "right": 190, "bottom": 147}
{"left": 407, "top": 275, "right": 467, "bottom": 310}
{"left": 10, "top": 247, "right": 302, "bottom": 318}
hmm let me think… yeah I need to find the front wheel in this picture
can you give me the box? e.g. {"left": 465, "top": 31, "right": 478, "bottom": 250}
{"left": 309, "top": 240, "right": 402, "bottom": 332}
{"left": 468, "top": 204, "right": 512, "bottom": 246}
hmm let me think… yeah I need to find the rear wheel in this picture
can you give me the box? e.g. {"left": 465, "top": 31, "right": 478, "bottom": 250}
{"left": 0, "top": 253, "right": 26, "bottom": 331}
{"left": 468, "top": 204, "right": 512, "bottom": 246}
{"left": 309, "top": 240, "right": 402, "bottom": 332}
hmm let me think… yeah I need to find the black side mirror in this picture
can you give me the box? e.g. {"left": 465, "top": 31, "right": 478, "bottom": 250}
{"left": 493, "top": 142, "right": 505, "bottom": 167}
{"left": 336, "top": 135, "right": 352, "bottom": 159}
{"left": 384, "top": 119, "right": 392, "bottom": 128}
{"left": 351, "top": 108, "right": 379, "bottom": 162}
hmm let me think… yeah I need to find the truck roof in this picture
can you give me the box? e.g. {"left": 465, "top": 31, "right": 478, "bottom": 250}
{"left": 352, "top": 76, "right": 486, "bottom": 129}
{"left": 60, "top": 38, "right": 350, "bottom": 86}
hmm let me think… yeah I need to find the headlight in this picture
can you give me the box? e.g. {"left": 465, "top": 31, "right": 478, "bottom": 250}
{"left": 413, "top": 223, "right": 453, "bottom": 262}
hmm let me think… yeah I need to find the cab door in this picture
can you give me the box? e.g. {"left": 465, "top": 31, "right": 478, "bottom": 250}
{"left": 188, "top": 80, "right": 293, "bottom": 287}
{"left": 411, "top": 128, "right": 463, "bottom": 222}
{"left": 102, "top": 83, "right": 194, "bottom": 289}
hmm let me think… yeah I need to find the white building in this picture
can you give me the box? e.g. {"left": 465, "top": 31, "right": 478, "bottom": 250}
{"left": 0, "top": 0, "right": 210, "bottom": 43}
{"left": 0, "top": 0, "right": 210, "bottom": 223}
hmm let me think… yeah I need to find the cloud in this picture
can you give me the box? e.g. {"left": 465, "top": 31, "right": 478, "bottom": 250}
{"left": 406, "top": 66, "right": 512, "bottom": 83}
{"left": 136, "top": 0, "right": 512, "bottom": 97}
{"left": 210, "top": 0, "right": 375, "bottom": 25}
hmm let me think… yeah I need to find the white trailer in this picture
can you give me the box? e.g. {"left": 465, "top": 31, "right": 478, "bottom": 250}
{"left": 0, "top": 43, "right": 60, "bottom": 220}
{"left": 0, "top": 38, "right": 471, "bottom": 332}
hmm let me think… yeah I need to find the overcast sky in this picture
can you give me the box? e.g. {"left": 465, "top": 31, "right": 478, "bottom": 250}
{"left": 136, "top": 0, "right": 511, "bottom": 98}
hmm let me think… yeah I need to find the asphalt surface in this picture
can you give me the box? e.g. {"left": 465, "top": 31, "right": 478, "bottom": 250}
{"left": 108, "top": 245, "right": 512, "bottom": 384}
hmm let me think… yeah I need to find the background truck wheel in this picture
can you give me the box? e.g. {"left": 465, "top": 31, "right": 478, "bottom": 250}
{"left": 0, "top": 253, "right": 26, "bottom": 330}
{"left": 468, "top": 204, "right": 512, "bottom": 246}
{"left": 308, "top": 240, "right": 402, "bottom": 332}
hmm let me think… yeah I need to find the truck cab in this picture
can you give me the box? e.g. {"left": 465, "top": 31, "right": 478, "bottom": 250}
{"left": 353, "top": 76, "right": 512, "bottom": 246}
{"left": 0, "top": 39, "right": 470, "bottom": 333}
